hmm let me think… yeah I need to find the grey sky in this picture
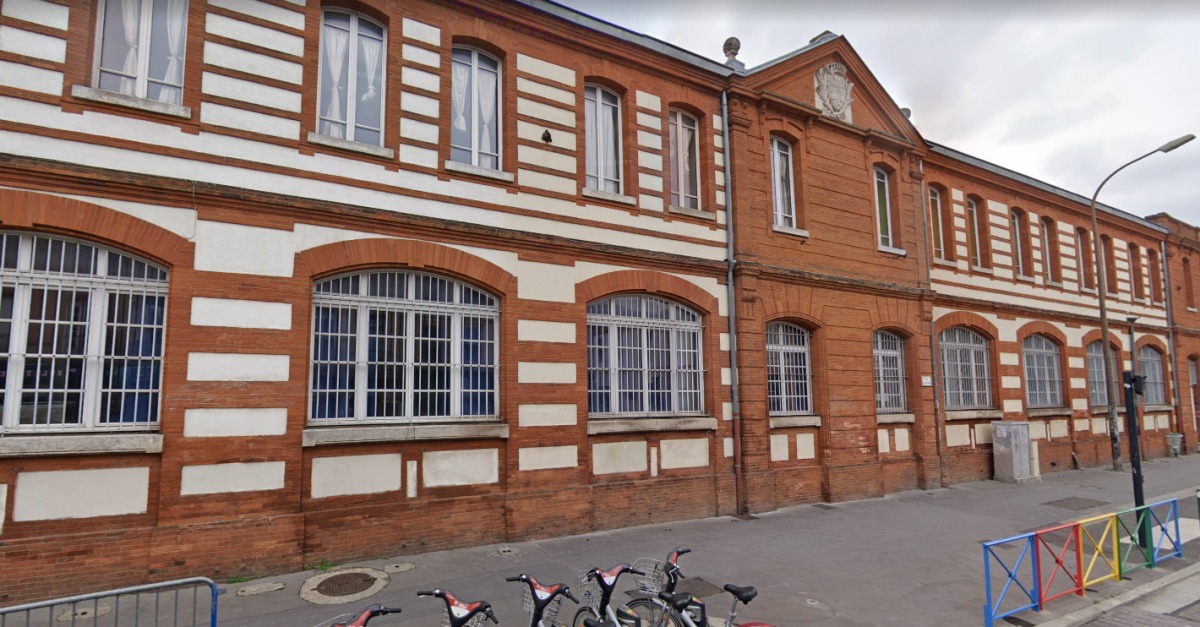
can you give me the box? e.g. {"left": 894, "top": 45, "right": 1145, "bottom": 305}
{"left": 556, "top": 0, "right": 1200, "bottom": 226}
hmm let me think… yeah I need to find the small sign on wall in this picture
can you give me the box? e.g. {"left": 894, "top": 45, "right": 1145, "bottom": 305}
{"left": 921, "top": 375, "right": 933, "bottom": 387}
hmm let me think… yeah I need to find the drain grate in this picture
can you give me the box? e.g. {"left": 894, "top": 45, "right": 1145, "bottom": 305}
{"left": 316, "top": 572, "right": 378, "bottom": 597}
{"left": 1042, "top": 497, "right": 1109, "bottom": 511}
{"left": 676, "top": 577, "right": 724, "bottom": 599}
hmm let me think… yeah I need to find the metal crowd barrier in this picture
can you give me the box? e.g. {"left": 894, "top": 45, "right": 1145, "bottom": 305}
{"left": 982, "top": 497, "right": 1185, "bottom": 627}
{"left": 0, "top": 577, "right": 219, "bottom": 627}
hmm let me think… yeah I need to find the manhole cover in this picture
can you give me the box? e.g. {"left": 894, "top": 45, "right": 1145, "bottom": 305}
{"left": 676, "top": 577, "right": 723, "bottom": 599}
{"left": 1042, "top": 497, "right": 1109, "bottom": 511}
{"left": 316, "top": 572, "right": 377, "bottom": 596}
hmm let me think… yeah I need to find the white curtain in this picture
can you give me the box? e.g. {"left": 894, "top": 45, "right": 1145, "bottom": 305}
{"left": 584, "top": 93, "right": 598, "bottom": 184}
{"left": 162, "top": 0, "right": 187, "bottom": 103}
{"left": 451, "top": 62, "right": 469, "bottom": 132}
{"left": 119, "top": 0, "right": 141, "bottom": 96}
{"left": 321, "top": 25, "right": 349, "bottom": 138}
{"left": 477, "top": 70, "right": 497, "bottom": 156}
{"left": 359, "top": 36, "right": 381, "bottom": 103}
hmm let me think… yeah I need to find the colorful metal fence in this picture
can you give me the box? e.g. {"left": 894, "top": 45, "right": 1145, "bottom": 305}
{"left": 0, "top": 577, "right": 219, "bottom": 627}
{"left": 982, "top": 497, "right": 1185, "bottom": 627}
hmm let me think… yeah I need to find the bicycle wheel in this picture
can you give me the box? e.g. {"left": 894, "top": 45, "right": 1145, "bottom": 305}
{"left": 625, "top": 598, "right": 685, "bottom": 627}
{"left": 573, "top": 606, "right": 601, "bottom": 627}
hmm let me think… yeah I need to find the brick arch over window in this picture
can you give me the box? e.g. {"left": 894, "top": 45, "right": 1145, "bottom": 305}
{"left": 1015, "top": 320, "right": 1068, "bottom": 347}
{"left": 296, "top": 238, "right": 516, "bottom": 297}
{"left": 575, "top": 270, "right": 719, "bottom": 316}
{"left": 0, "top": 189, "right": 193, "bottom": 268}
{"left": 871, "top": 321, "right": 918, "bottom": 339}
{"left": 933, "top": 310, "right": 999, "bottom": 341}
{"left": 1081, "top": 328, "right": 1125, "bottom": 352}
{"left": 319, "top": 0, "right": 388, "bottom": 26}
{"left": 1134, "top": 335, "right": 1170, "bottom": 355}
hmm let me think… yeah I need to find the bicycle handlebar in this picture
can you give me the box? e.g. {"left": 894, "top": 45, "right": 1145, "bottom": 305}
{"left": 563, "top": 587, "right": 579, "bottom": 604}
{"left": 416, "top": 590, "right": 436, "bottom": 597}
{"left": 505, "top": 575, "right": 524, "bottom": 582}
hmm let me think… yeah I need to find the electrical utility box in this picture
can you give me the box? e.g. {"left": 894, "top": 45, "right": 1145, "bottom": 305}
{"left": 992, "top": 421, "right": 1039, "bottom": 484}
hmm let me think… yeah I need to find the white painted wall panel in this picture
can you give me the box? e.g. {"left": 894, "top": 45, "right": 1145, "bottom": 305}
{"left": 518, "top": 169, "right": 576, "bottom": 195}
{"left": 0, "top": 484, "right": 5, "bottom": 534}
{"left": 946, "top": 424, "right": 971, "bottom": 447}
{"left": 0, "top": 26, "right": 65, "bottom": 62}
{"left": 518, "top": 445, "right": 577, "bottom": 471}
{"left": 877, "top": 429, "right": 890, "bottom": 454}
{"left": 1, "top": 0, "right": 68, "bottom": 30}
{"left": 423, "top": 449, "right": 499, "bottom": 486}
{"left": 516, "top": 54, "right": 575, "bottom": 86}
{"left": 638, "top": 172, "right": 663, "bottom": 192}
{"left": 593, "top": 441, "right": 647, "bottom": 474}
{"left": 639, "top": 194, "right": 664, "bottom": 212}
{"left": 1003, "top": 399, "right": 1024, "bottom": 412}
{"left": 636, "top": 130, "right": 661, "bottom": 150}
{"left": 797, "top": 433, "right": 816, "bottom": 459}
{"left": 723, "top": 437, "right": 733, "bottom": 458}
{"left": 635, "top": 91, "right": 661, "bottom": 111}
{"left": 402, "top": 18, "right": 440, "bottom": 46}
{"left": 895, "top": 428, "right": 910, "bottom": 452}
{"left": 202, "top": 72, "right": 302, "bottom": 113}
{"left": 636, "top": 111, "right": 661, "bottom": 130}
{"left": 518, "top": 120, "right": 574, "bottom": 150}
{"left": 13, "top": 468, "right": 149, "bottom": 521}
{"left": 517, "top": 98, "right": 575, "bottom": 127}
{"left": 518, "top": 403, "right": 577, "bottom": 427}
{"left": 204, "top": 42, "right": 303, "bottom": 84}
{"left": 975, "top": 423, "right": 994, "bottom": 444}
{"left": 183, "top": 407, "right": 288, "bottom": 437}
{"left": 401, "top": 92, "right": 439, "bottom": 118}
{"left": 311, "top": 454, "right": 402, "bottom": 498}
{"left": 769, "top": 434, "right": 789, "bottom": 461}
{"left": 518, "top": 145, "right": 575, "bottom": 173}
{"left": 201, "top": 103, "right": 299, "bottom": 138}
{"left": 205, "top": 14, "right": 304, "bottom": 57}
{"left": 401, "top": 66, "right": 439, "bottom": 92}
{"left": 180, "top": 461, "right": 286, "bottom": 495}
{"left": 517, "top": 320, "right": 576, "bottom": 343}
{"left": 400, "top": 118, "right": 438, "bottom": 144}
{"left": 208, "top": 0, "right": 304, "bottom": 30}
{"left": 398, "top": 145, "right": 438, "bottom": 168}
{"left": 638, "top": 150, "right": 662, "bottom": 171}
{"left": 191, "top": 297, "right": 292, "bottom": 329}
{"left": 517, "top": 77, "right": 574, "bottom": 105}
{"left": 187, "top": 353, "right": 290, "bottom": 382}
{"left": 660, "top": 438, "right": 709, "bottom": 469}
{"left": 0, "top": 60, "right": 61, "bottom": 95}
{"left": 518, "top": 362, "right": 576, "bottom": 384}
{"left": 402, "top": 44, "right": 440, "bottom": 68}
{"left": 193, "top": 220, "right": 294, "bottom": 276}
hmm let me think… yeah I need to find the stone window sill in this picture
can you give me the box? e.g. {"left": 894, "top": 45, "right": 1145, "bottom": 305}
{"left": 71, "top": 85, "right": 191, "bottom": 119}
{"left": 1046, "top": 280, "right": 1063, "bottom": 288}
{"left": 769, "top": 415, "right": 822, "bottom": 429}
{"left": 877, "top": 412, "right": 915, "bottom": 424}
{"left": 945, "top": 409, "right": 1002, "bottom": 421}
{"left": 932, "top": 257, "right": 958, "bottom": 268}
{"left": 1016, "top": 274, "right": 1035, "bottom": 283}
{"left": 1027, "top": 407, "right": 1072, "bottom": 418}
{"left": 1081, "top": 287, "right": 1098, "bottom": 295}
{"left": 1091, "top": 407, "right": 1128, "bottom": 415}
{"left": 307, "top": 132, "right": 395, "bottom": 159}
{"left": 1143, "top": 404, "right": 1173, "bottom": 413}
{"left": 582, "top": 187, "right": 636, "bottom": 205}
{"left": 1188, "top": 307, "right": 1197, "bottom": 313}
{"left": 302, "top": 422, "right": 509, "bottom": 447}
{"left": 971, "top": 265, "right": 994, "bottom": 275}
{"left": 0, "top": 433, "right": 163, "bottom": 457}
{"left": 772, "top": 224, "right": 810, "bottom": 239}
{"left": 444, "top": 160, "right": 515, "bottom": 183}
{"left": 878, "top": 245, "right": 907, "bottom": 257}
{"left": 586, "top": 416, "right": 717, "bottom": 435}
{"left": 667, "top": 204, "right": 716, "bottom": 220}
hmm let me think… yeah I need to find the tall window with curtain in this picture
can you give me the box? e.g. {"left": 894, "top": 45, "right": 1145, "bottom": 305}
{"left": 1040, "top": 217, "right": 1060, "bottom": 283}
{"left": 766, "top": 322, "right": 813, "bottom": 415}
{"left": 940, "top": 327, "right": 992, "bottom": 410}
{"left": 874, "top": 167, "right": 894, "bottom": 248}
{"left": 668, "top": 110, "right": 700, "bottom": 209}
{"left": 1129, "top": 243, "right": 1145, "bottom": 300}
{"left": 584, "top": 85, "right": 622, "bottom": 193}
{"left": 1147, "top": 248, "right": 1163, "bottom": 302}
{"left": 1101, "top": 235, "right": 1117, "bottom": 294}
{"left": 929, "top": 186, "right": 948, "bottom": 260}
{"left": 1077, "top": 227, "right": 1096, "bottom": 290}
{"left": 95, "top": 0, "right": 189, "bottom": 104}
{"left": 771, "top": 137, "right": 796, "bottom": 228}
{"left": 451, "top": 47, "right": 501, "bottom": 170}
{"left": 1010, "top": 208, "right": 1031, "bottom": 277}
{"left": 1138, "top": 346, "right": 1166, "bottom": 405}
{"left": 1022, "top": 334, "right": 1063, "bottom": 408}
{"left": 967, "top": 197, "right": 989, "bottom": 268}
{"left": 318, "top": 11, "right": 385, "bottom": 145}
{"left": 873, "top": 331, "right": 906, "bottom": 413}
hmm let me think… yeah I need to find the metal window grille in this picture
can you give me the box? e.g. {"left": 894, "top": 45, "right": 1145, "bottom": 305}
{"left": 669, "top": 111, "right": 700, "bottom": 209}
{"left": 771, "top": 137, "right": 795, "bottom": 228}
{"left": 1022, "top": 334, "right": 1063, "bottom": 408}
{"left": 0, "top": 233, "right": 167, "bottom": 433}
{"left": 940, "top": 327, "right": 991, "bottom": 410}
{"left": 875, "top": 167, "right": 892, "bottom": 248}
{"left": 310, "top": 271, "right": 498, "bottom": 423}
{"left": 1138, "top": 346, "right": 1166, "bottom": 405}
{"left": 766, "top": 322, "right": 812, "bottom": 415}
{"left": 585, "top": 85, "right": 622, "bottom": 193}
{"left": 874, "top": 331, "right": 906, "bottom": 413}
{"left": 586, "top": 295, "right": 703, "bottom": 417}
{"left": 1086, "top": 342, "right": 1110, "bottom": 407}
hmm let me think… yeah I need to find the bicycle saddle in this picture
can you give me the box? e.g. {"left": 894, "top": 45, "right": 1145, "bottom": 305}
{"left": 658, "top": 591, "right": 694, "bottom": 612}
{"left": 723, "top": 584, "right": 758, "bottom": 604}
{"left": 582, "top": 619, "right": 604, "bottom": 627}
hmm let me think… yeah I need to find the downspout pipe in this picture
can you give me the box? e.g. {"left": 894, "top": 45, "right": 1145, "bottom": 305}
{"left": 915, "top": 160, "right": 947, "bottom": 488}
{"left": 721, "top": 89, "right": 746, "bottom": 515}
{"left": 1161, "top": 239, "right": 1185, "bottom": 439}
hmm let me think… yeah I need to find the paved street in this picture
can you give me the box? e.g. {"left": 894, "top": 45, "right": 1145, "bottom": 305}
{"left": 191, "top": 454, "right": 1200, "bottom": 626}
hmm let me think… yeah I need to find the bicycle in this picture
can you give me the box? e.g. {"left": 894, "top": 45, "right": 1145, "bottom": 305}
{"left": 623, "top": 548, "right": 690, "bottom": 626}
{"left": 318, "top": 603, "right": 403, "bottom": 627}
{"left": 506, "top": 573, "right": 580, "bottom": 627}
{"left": 418, "top": 588, "right": 499, "bottom": 627}
{"left": 647, "top": 585, "right": 772, "bottom": 627}
{"left": 572, "top": 563, "right": 646, "bottom": 627}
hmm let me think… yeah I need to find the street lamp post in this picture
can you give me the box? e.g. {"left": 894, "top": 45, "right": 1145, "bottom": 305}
{"left": 1089, "top": 134, "right": 1194, "bottom": 472}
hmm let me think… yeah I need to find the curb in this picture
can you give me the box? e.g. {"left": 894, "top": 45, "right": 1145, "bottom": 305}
{"left": 1034, "top": 561, "right": 1200, "bottom": 627}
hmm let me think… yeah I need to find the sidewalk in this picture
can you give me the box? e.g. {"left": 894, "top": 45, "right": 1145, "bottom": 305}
{"left": 214, "top": 456, "right": 1200, "bottom": 626}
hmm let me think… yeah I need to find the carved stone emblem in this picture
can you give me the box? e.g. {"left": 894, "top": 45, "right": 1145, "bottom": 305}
{"left": 814, "top": 62, "right": 854, "bottom": 123}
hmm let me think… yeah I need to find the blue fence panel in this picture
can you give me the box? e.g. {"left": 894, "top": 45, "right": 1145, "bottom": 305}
{"left": 983, "top": 532, "right": 1039, "bottom": 627}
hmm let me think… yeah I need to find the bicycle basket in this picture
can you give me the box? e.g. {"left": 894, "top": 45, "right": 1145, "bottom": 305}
{"left": 631, "top": 558, "right": 667, "bottom": 596}
{"left": 578, "top": 573, "right": 602, "bottom": 614}
{"left": 520, "top": 587, "right": 565, "bottom": 625}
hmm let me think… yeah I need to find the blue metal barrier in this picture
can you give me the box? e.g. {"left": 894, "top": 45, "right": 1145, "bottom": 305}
{"left": 0, "top": 576, "right": 219, "bottom": 626}
{"left": 983, "top": 532, "right": 1039, "bottom": 627}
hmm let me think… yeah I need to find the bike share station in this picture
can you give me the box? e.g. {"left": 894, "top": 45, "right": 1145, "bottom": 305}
{"left": 982, "top": 351, "right": 1191, "bottom": 627}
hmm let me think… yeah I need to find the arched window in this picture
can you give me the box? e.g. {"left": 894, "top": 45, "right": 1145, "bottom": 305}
{"left": 771, "top": 137, "right": 796, "bottom": 229}
{"left": 1129, "top": 243, "right": 1145, "bottom": 300}
{"left": 873, "top": 331, "right": 906, "bottom": 413}
{"left": 668, "top": 110, "right": 700, "bottom": 209}
{"left": 311, "top": 271, "right": 499, "bottom": 422}
{"left": 1147, "top": 248, "right": 1163, "bottom": 302}
{"left": 874, "top": 167, "right": 895, "bottom": 249}
{"left": 1022, "top": 334, "right": 1063, "bottom": 408}
{"left": 451, "top": 47, "right": 501, "bottom": 170}
{"left": 584, "top": 84, "right": 622, "bottom": 193}
{"left": 1077, "top": 227, "right": 1096, "bottom": 290}
{"left": 318, "top": 10, "right": 386, "bottom": 145}
{"left": 1086, "top": 341, "right": 1117, "bottom": 407}
{"left": 0, "top": 233, "right": 168, "bottom": 432}
{"left": 940, "top": 327, "right": 991, "bottom": 410}
{"left": 94, "top": 0, "right": 189, "bottom": 104}
{"left": 766, "top": 322, "right": 812, "bottom": 415}
{"left": 587, "top": 295, "right": 703, "bottom": 416}
{"left": 1040, "top": 217, "right": 1060, "bottom": 283}
{"left": 1138, "top": 346, "right": 1166, "bottom": 405}
{"left": 1010, "top": 208, "right": 1031, "bottom": 277}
